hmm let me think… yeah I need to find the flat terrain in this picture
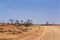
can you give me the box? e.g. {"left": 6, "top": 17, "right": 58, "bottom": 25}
{"left": 0, "top": 25, "right": 60, "bottom": 40}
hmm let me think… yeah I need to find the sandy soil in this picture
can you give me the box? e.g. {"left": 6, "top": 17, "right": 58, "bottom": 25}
{"left": 14, "top": 26, "right": 60, "bottom": 40}
{"left": 0, "top": 25, "right": 60, "bottom": 40}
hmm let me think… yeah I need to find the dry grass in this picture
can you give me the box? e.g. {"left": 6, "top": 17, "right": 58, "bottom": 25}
{"left": 0, "top": 25, "right": 60, "bottom": 40}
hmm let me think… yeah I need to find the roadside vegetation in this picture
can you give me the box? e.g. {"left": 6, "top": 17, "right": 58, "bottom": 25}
{"left": 0, "top": 19, "right": 33, "bottom": 35}
{"left": 0, "top": 19, "right": 56, "bottom": 35}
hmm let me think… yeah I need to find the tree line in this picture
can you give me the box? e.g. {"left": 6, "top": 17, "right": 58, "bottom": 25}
{"left": 0, "top": 19, "right": 56, "bottom": 26}
{"left": 4, "top": 19, "right": 33, "bottom": 26}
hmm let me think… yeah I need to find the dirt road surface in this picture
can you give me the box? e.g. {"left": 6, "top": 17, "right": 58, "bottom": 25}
{"left": 14, "top": 26, "right": 60, "bottom": 40}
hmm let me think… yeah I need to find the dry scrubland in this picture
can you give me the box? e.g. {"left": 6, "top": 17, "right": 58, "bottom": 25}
{"left": 0, "top": 24, "right": 60, "bottom": 40}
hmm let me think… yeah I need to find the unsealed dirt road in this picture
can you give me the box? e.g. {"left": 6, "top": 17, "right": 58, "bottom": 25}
{"left": 41, "top": 26, "right": 60, "bottom": 40}
{"left": 15, "top": 26, "right": 60, "bottom": 40}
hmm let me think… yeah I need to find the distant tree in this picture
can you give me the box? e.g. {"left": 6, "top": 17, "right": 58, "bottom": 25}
{"left": 9, "top": 19, "right": 14, "bottom": 24}
{"left": 7, "top": 22, "right": 10, "bottom": 24}
{"left": 15, "top": 20, "right": 20, "bottom": 25}
{"left": 24, "top": 19, "right": 33, "bottom": 26}
{"left": 53, "top": 22, "right": 55, "bottom": 25}
{"left": 20, "top": 20, "right": 23, "bottom": 24}
{"left": 46, "top": 22, "right": 49, "bottom": 25}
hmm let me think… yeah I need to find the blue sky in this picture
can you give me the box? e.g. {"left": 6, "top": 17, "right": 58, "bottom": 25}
{"left": 0, "top": 0, "right": 60, "bottom": 24}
